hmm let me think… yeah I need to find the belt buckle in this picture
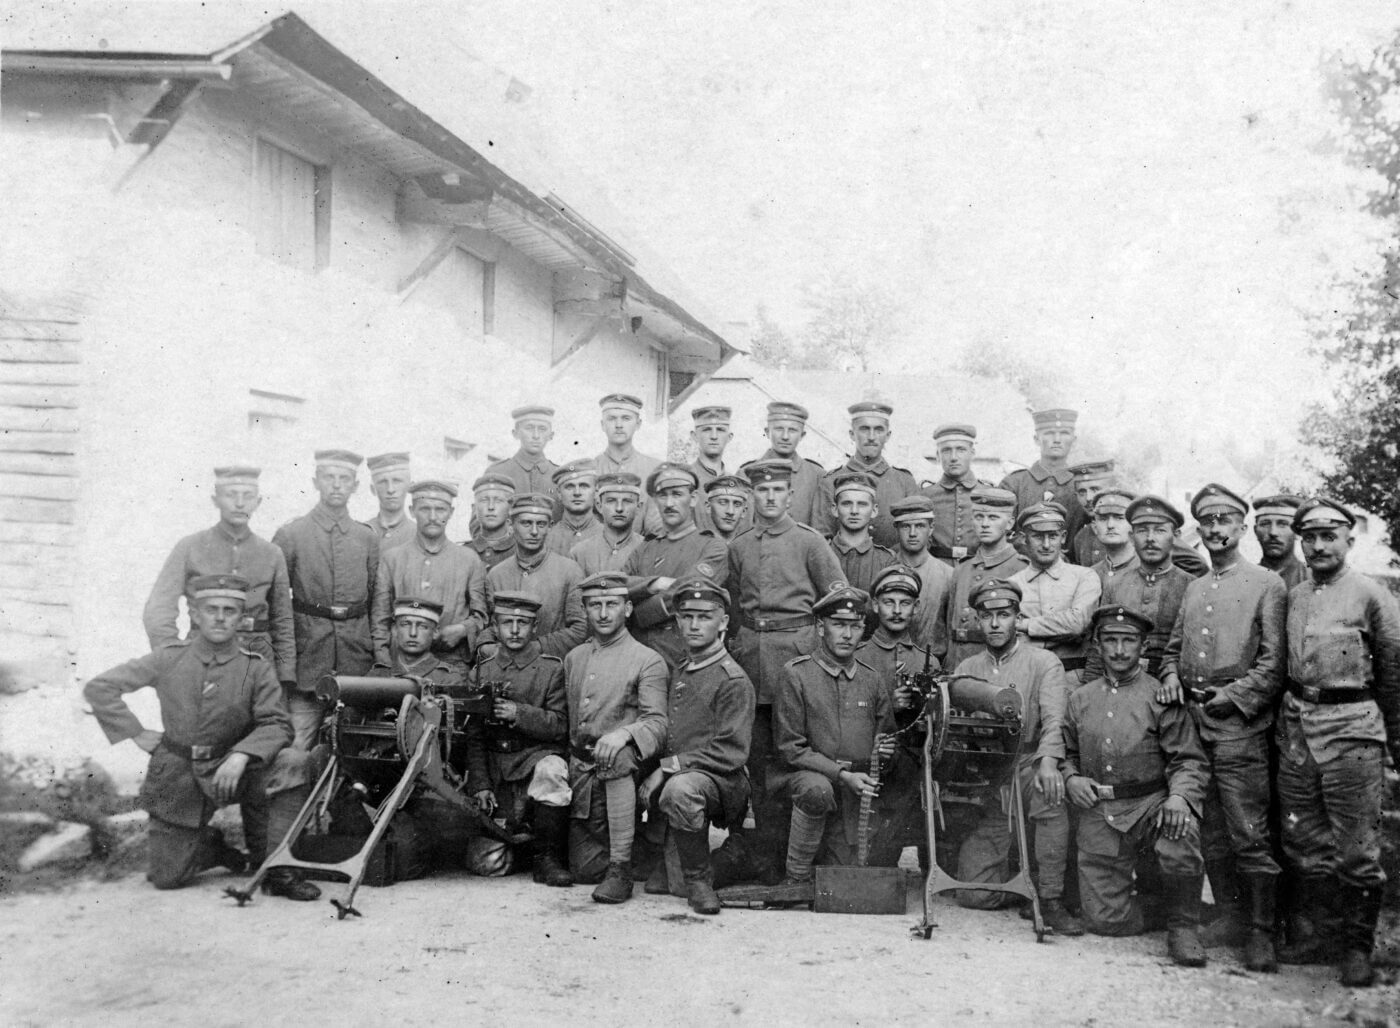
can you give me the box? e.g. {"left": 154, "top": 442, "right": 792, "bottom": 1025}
{"left": 757, "top": 619, "right": 768, "bottom": 630}
{"left": 1095, "top": 783, "right": 1116, "bottom": 800}
{"left": 191, "top": 744, "right": 214, "bottom": 760}
{"left": 330, "top": 605, "right": 348, "bottom": 618}
{"left": 951, "top": 546, "right": 968, "bottom": 560}
{"left": 1300, "top": 685, "right": 1320, "bottom": 703}
{"left": 238, "top": 616, "right": 256, "bottom": 632}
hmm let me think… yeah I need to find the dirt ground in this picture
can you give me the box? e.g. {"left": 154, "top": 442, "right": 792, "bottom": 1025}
{"left": 2, "top": 858, "right": 1397, "bottom": 1028}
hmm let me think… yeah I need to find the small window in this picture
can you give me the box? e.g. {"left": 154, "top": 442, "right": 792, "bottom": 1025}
{"left": 653, "top": 348, "right": 670, "bottom": 413}
{"left": 254, "top": 138, "right": 330, "bottom": 271}
{"left": 248, "top": 388, "right": 304, "bottom": 434}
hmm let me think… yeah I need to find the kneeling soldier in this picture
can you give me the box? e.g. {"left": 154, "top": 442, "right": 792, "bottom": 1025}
{"left": 84, "top": 574, "right": 317, "bottom": 899}
{"left": 1064, "top": 604, "right": 1209, "bottom": 966}
{"left": 641, "top": 578, "right": 754, "bottom": 914}
{"left": 466, "top": 591, "right": 572, "bottom": 887}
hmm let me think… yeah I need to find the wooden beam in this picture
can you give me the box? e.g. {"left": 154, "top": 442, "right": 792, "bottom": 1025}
{"left": 396, "top": 229, "right": 463, "bottom": 300}
{"left": 113, "top": 78, "right": 205, "bottom": 193}
{"left": 552, "top": 321, "right": 601, "bottom": 368}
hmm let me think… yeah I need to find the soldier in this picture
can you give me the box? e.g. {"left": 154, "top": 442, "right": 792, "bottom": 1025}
{"left": 1159, "top": 483, "right": 1286, "bottom": 971}
{"left": 639, "top": 577, "right": 754, "bottom": 915}
{"left": 143, "top": 465, "right": 295, "bottom": 688}
{"left": 887, "top": 495, "right": 953, "bottom": 656}
{"left": 85, "top": 574, "right": 317, "bottom": 900}
{"left": 564, "top": 572, "right": 669, "bottom": 902}
{"left": 689, "top": 405, "right": 736, "bottom": 535}
{"left": 485, "top": 404, "right": 561, "bottom": 506}
{"left": 856, "top": 565, "right": 934, "bottom": 689}
{"left": 569, "top": 472, "right": 645, "bottom": 575}
{"left": 364, "top": 452, "right": 416, "bottom": 551}
{"left": 1083, "top": 495, "right": 1195, "bottom": 682}
{"left": 368, "top": 597, "right": 461, "bottom": 687}
{"left": 1275, "top": 498, "right": 1400, "bottom": 986}
{"left": 1087, "top": 489, "right": 1139, "bottom": 585}
{"left": 702, "top": 475, "right": 752, "bottom": 543}
{"left": 622, "top": 464, "right": 728, "bottom": 669}
{"left": 945, "top": 487, "right": 1027, "bottom": 672}
{"left": 1068, "top": 459, "right": 1115, "bottom": 566}
{"left": 825, "top": 471, "right": 898, "bottom": 594}
{"left": 813, "top": 401, "right": 918, "bottom": 549}
{"left": 999, "top": 408, "right": 1086, "bottom": 546}
{"left": 465, "top": 472, "right": 518, "bottom": 571}
{"left": 545, "top": 459, "right": 601, "bottom": 557}
{"left": 273, "top": 449, "right": 378, "bottom": 749}
{"left": 1064, "top": 604, "right": 1209, "bottom": 965}
{"left": 741, "top": 401, "right": 826, "bottom": 527}
{"left": 951, "top": 578, "right": 1081, "bottom": 935}
{"left": 919, "top": 422, "right": 989, "bottom": 565}
{"left": 464, "top": 591, "right": 572, "bottom": 889}
{"left": 1008, "top": 502, "right": 1102, "bottom": 679}
{"left": 370, "top": 479, "right": 487, "bottom": 670}
{"left": 484, "top": 493, "right": 586, "bottom": 659}
{"left": 594, "top": 393, "right": 663, "bottom": 538}
{"left": 1252, "top": 494, "right": 1307, "bottom": 590}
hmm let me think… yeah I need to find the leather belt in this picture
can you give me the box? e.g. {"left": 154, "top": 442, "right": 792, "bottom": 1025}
{"left": 1288, "top": 681, "right": 1375, "bottom": 706}
{"left": 1092, "top": 778, "right": 1167, "bottom": 801}
{"left": 238, "top": 617, "right": 270, "bottom": 633}
{"left": 930, "top": 545, "right": 970, "bottom": 562}
{"left": 1059, "top": 657, "right": 1087, "bottom": 672}
{"left": 160, "top": 738, "right": 229, "bottom": 762}
{"left": 741, "top": 614, "right": 815, "bottom": 632}
{"left": 293, "top": 598, "right": 368, "bottom": 620}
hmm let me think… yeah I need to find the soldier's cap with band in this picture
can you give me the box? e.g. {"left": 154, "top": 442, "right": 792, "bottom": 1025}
{"left": 510, "top": 492, "right": 555, "bottom": 518}
{"left": 871, "top": 564, "right": 921, "bottom": 598}
{"left": 670, "top": 576, "right": 731, "bottom": 609}
{"left": 1031, "top": 408, "right": 1078, "bottom": 431}
{"left": 189, "top": 573, "right": 249, "bottom": 602}
{"left": 1017, "top": 500, "right": 1068, "bottom": 532}
{"left": 1252, "top": 493, "right": 1304, "bottom": 519}
{"left": 1091, "top": 489, "right": 1135, "bottom": 517}
{"left": 580, "top": 571, "right": 630, "bottom": 596}
{"left": 765, "top": 401, "right": 810, "bottom": 424}
{"left": 832, "top": 470, "right": 878, "bottom": 499}
{"left": 472, "top": 472, "right": 517, "bottom": 496}
{"left": 366, "top": 452, "right": 410, "bottom": 478}
{"left": 848, "top": 400, "right": 894, "bottom": 425}
{"left": 596, "top": 471, "right": 643, "bottom": 497}
{"left": 551, "top": 458, "right": 598, "bottom": 487}
{"left": 889, "top": 494, "right": 936, "bottom": 523}
{"left": 599, "top": 393, "right": 644, "bottom": 415}
{"left": 691, "top": 405, "right": 732, "bottom": 426}
{"left": 1070, "top": 459, "right": 1115, "bottom": 481}
{"left": 409, "top": 479, "right": 458, "bottom": 501}
{"left": 933, "top": 422, "right": 977, "bottom": 446}
{"left": 813, "top": 584, "right": 870, "bottom": 620}
{"left": 1126, "top": 494, "right": 1185, "bottom": 529}
{"left": 490, "top": 590, "right": 542, "bottom": 617}
{"left": 970, "top": 485, "right": 1017, "bottom": 513}
{"left": 393, "top": 596, "right": 443, "bottom": 623}
{"left": 314, "top": 449, "right": 364, "bottom": 473}
{"left": 1293, "top": 496, "right": 1356, "bottom": 531}
{"left": 969, "top": 577, "right": 1022, "bottom": 611}
{"left": 1191, "top": 482, "right": 1248, "bottom": 519}
{"left": 214, "top": 465, "right": 261, "bottom": 487}
{"left": 647, "top": 462, "right": 700, "bottom": 495}
{"left": 510, "top": 404, "right": 554, "bottom": 424}
{"left": 704, "top": 474, "right": 751, "bottom": 498}
{"left": 1091, "top": 603, "right": 1153, "bottom": 635}
{"left": 743, "top": 457, "right": 794, "bottom": 485}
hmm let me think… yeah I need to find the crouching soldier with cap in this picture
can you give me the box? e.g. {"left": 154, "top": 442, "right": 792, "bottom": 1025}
{"left": 1065, "top": 604, "right": 1209, "bottom": 965}
{"left": 464, "top": 592, "right": 572, "bottom": 887}
{"left": 639, "top": 578, "right": 753, "bottom": 914}
{"left": 1275, "top": 498, "right": 1400, "bottom": 987}
{"left": 85, "top": 575, "right": 318, "bottom": 899}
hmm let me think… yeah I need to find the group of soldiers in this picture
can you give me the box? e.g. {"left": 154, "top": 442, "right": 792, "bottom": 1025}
{"left": 82, "top": 394, "right": 1400, "bottom": 988}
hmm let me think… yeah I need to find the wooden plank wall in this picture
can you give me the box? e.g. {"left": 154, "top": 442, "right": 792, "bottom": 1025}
{"left": 0, "top": 302, "right": 80, "bottom": 692}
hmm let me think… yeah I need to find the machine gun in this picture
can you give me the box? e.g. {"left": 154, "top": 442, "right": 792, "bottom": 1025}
{"left": 226, "top": 673, "right": 529, "bottom": 919}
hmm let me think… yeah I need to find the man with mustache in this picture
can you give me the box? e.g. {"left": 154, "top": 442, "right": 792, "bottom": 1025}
{"left": 813, "top": 402, "right": 918, "bottom": 549}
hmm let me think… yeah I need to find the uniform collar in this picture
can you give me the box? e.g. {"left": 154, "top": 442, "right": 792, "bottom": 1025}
{"left": 1028, "top": 461, "right": 1074, "bottom": 486}
{"left": 214, "top": 520, "right": 252, "bottom": 544}
{"left": 940, "top": 469, "right": 980, "bottom": 490}
{"left": 191, "top": 636, "right": 239, "bottom": 665}
{"left": 496, "top": 641, "right": 543, "bottom": 670}
{"left": 756, "top": 514, "right": 796, "bottom": 538}
{"left": 312, "top": 503, "right": 354, "bottom": 532}
{"left": 694, "top": 455, "right": 725, "bottom": 477}
{"left": 414, "top": 533, "right": 446, "bottom": 556}
{"left": 665, "top": 522, "right": 699, "bottom": 542}
{"left": 1024, "top": 559, "right": 1065, "bottom": 581}
{"left": 514, "top": 547, "right": 548, "bottom": 573}
{"left": 512, "top": 450, "right": 551, "bottom": 474}
{"left": 374, "top": 510, "right": 409, "bottom": 533}
{"left": 845, "top": 455, "right": 889, "bottom": 476}
{"left": 832, "top": 533, "right": 873, "bottom": 555}
{"left": 474, "top": 530, "right": 514, "bottom": 552}
{"left": 976, "top": 541, "right": 1021, "bottom": 569}
{"left": 1262, "top": 551, "right": 1302, "bottom": 574}
{"left": 591, "top": 628, "right": 632, "bottom": 651}
{"left": 1137, "top": 559, "right": 1175, "bottom": 582}
{"left": 813, "top": 651, "right": 857, "bottom": 680}
{"left": 393, "top": 649, "right": 446, "bottom": 677}
{"left": 561, "top": 512, "right": 597, "bottom": 533}
{"left": 868, "top": 627, "right": 910, "bottom": 652}
{"left": 986, "top": 640, "right": 1021, "bottom": 667}
{"left": 684, "top": 642, "right": 728, "bottom": 672}
{"left": 1106, "top": 665, "right": 1145, "bottom": 689}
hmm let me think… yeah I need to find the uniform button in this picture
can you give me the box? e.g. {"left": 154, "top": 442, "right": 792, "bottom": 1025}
{"left": 1206, "top": 606, "right": 1213, "bottom": 612}
{"left": 1106, "top": 712, "right": 1113, "bottom": 718}
{"left": 1198, "top": 652, "right": 1206, "bottom": 659}
{"left": 1106, "top": 814, "right": 1115, "bottom": 822}
{"left": 1105, "top": 764, "right": 1113, "bottom": 772}
{"left": 1211, "top": 583, "right": 1218, "bottom": 590}
{"left": 1201, "top": 628, "right": 1209, "bottom": 635}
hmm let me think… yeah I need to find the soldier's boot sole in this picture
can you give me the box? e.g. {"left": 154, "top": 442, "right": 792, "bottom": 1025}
{"left": 1168, "top": 927, "right": 1208, "bottom": 968}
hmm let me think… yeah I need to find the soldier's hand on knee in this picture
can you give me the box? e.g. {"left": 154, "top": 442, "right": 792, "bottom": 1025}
{"left": 592, "top": 729, "right": 631, "bottom": 769}
{"left": 1034, "top": 758, "right": 1064, "bottom": 806}
{"left": 473, "top": 789, "right": 497, "bottom": 816}
{"left": 211, "top": 752, "right": 250, "bottom": 804}
{"left": 1156, "top": 673, "right": 1183, "bottom": 706}
{"left": 1156, "top": 795, "right": 1191, "bottom": 840}
{"left": 1065, "top": 775, "right": 1099, "bottom": 810}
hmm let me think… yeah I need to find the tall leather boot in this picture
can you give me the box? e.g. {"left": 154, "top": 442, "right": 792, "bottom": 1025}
{"left": 1241, "top": 873, "right": 1278, "bottom": 972}
{"left": 1199, "top": 857, "right": 1245, "bottom": 948}
{"left": 673, "top": 828, "right": 720, "bottom": 915}
{"left": 1278, "top": 876, "right": 1341, "bottom": 964}
{"left": 531, "top": 804, "right": 574, "bottom": 887}
{"left": 1338, "top": 883, "right": 1383, "bottom": 988}
{"left": 1164, "top": 874, "right": 1207, "bottom": 967}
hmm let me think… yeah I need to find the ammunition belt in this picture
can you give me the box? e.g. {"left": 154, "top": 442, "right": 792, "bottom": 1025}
{"left": 293, "top": 599, "right": 368, "bottom": 621}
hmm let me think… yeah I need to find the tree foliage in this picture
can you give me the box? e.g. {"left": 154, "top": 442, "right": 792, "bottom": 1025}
{"left": 748, "top": 273, "right": 905, "bottom": 372}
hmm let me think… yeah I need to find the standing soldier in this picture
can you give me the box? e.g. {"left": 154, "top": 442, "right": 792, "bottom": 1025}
{"left": 825, "top": 471, "right": 898, "bottom": 595}
{"left": 364, "top": 452, "right": 416, "bottom": 552}
{"left": 689, "top": 406, "right": 736, "bottom": 535}
{"left": 1275, "top": 498, "right": 1400, "bottom": 987}
{"left": 919, "top": 422, "right": 989, "bottom": 565}
{"left": 485, "top": 405, "right": 561, "bottom": 504}
{"left": 741, "top": 401, "right": 826, "bottom": 527}
{"left": 570, "top": 472, "right": 645, "bottom": 575}
{"left": 1087, "top": 489, "right": 1139, "bottom": 585}
{"left": 370, "top": 480, "right": 487, "bottom": 671}
{"left": 813, "top": 402, "right": 918, "bottom": 549}
{"left": 466, "top": 473, "right": 518, "bottom": 572}
{"left": 273, "top": 449, "right": 379, "bottom": 749}
{"left": 1252, "top": 494, "right": 1307, "bottom": 590}
{"left": 143, "top": 465, "right": 296, "bottom": 689}
{"left": 86, "top": 574, "right": 317, "bottom": 900}
{"left": 887, "top": 495, "right": 953, "bottom": 656}
{"left": 1009, "top": 502, "right": 1102, "bottom": 679}
{"left": 1068, "top": 459, "right": 1115, "bottom": 566}
{"left": 945, "top": 487, "right": 1027, "bottom": 672}
{"left": 999, "top": 408, "right": 1085, "bottom": 545}
{"left": 622, "top": 464, "right": 728, "bottom": 669}
{"left": 594, "top": 393, "right": 663, "bottom": 538}
{"left": 564, "top": 572, "right": 669, "bottom": 901}
{"left": 1159, "top": 483, "right": 1286, "bottom": 972}
{"left": 702, "top": 475, "right": 752, "bottom": 544}
{"left": 485, "top": 494, "right": 586, "bottom": 659}
{"left": 545, "top": 459, "right": 601, "bottom": 557}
